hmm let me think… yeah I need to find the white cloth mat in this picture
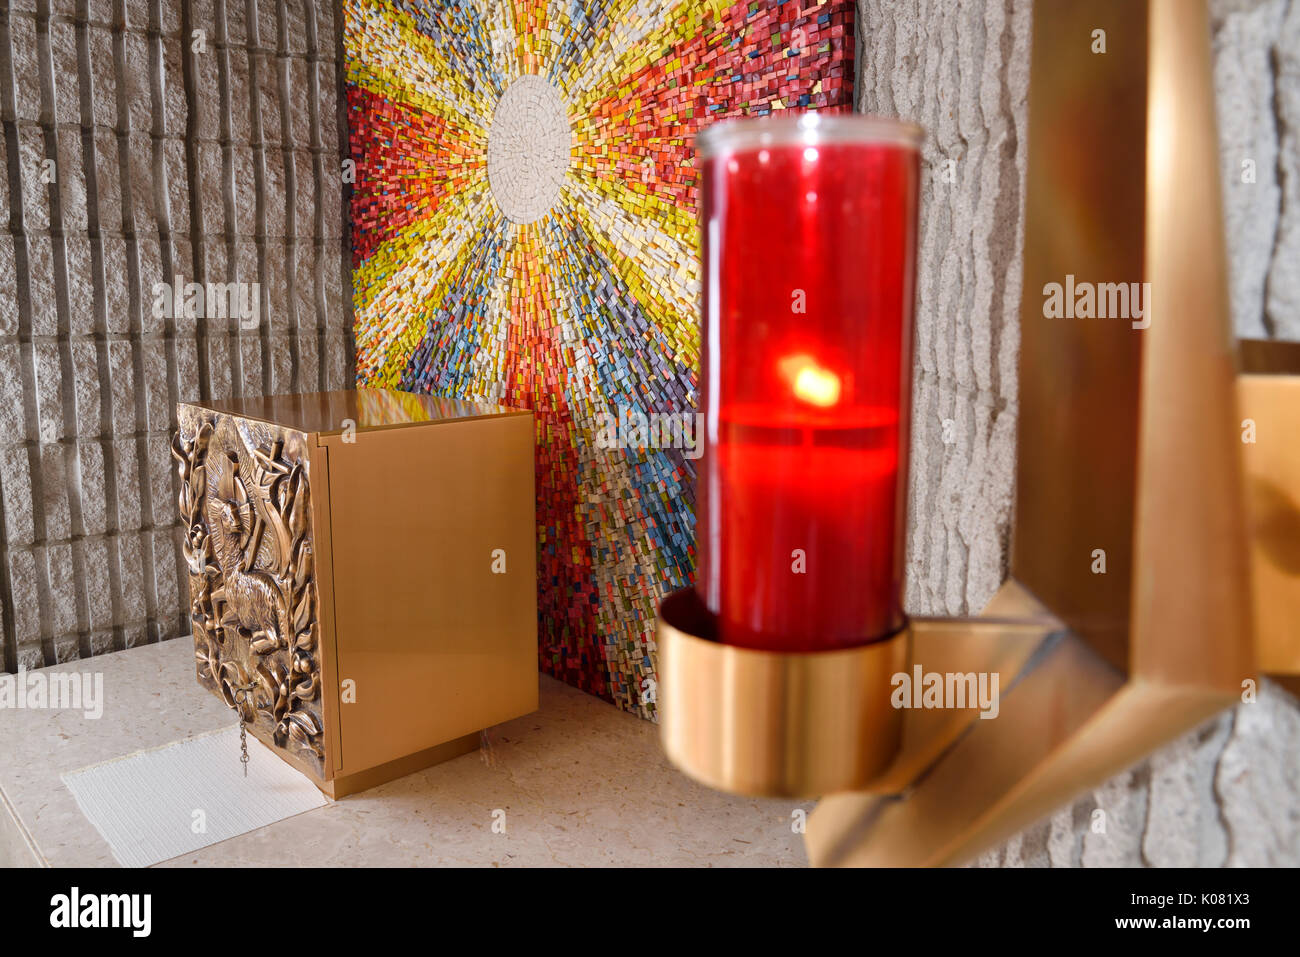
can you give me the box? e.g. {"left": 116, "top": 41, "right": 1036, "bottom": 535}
{"left": 62, "top": 726, "right": 327, "bottom": 867}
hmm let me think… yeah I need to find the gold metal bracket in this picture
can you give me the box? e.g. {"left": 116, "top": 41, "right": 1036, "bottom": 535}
{"left": 658, "top": 0, "right": 1264, "bottom": 866}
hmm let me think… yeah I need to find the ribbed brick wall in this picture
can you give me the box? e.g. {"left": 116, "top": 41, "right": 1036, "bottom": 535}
{"left": 0, "top": 0, "right": 352, "bottom": 672}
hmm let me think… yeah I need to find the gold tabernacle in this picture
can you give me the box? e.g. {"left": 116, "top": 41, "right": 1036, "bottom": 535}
{"left": 173, "top": 389, "right": 539, "bottom": 798}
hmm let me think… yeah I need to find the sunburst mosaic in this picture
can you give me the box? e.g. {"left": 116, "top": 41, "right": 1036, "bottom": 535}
{"left": 344, "top": 0, "right": 855, "bottom": 716}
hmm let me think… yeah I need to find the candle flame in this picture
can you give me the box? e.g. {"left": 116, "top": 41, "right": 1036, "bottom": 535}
{"left": 779, "top": 354, "right": 842, "bottom": 407}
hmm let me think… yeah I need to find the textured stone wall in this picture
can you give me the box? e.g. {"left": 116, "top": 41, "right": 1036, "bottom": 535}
{"left": 0, "top": 1, "right": 351, "bottom": 673}
{"left": 1214, "top": 0, "right": 1299, "bottom": 341}
{"left": 856, "top": 0, "right": 1300, "bottom": 866}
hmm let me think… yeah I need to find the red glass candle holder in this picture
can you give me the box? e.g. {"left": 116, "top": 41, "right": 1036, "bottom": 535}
{"left": 695, "top": 113, "right": 923, "bottom": 652}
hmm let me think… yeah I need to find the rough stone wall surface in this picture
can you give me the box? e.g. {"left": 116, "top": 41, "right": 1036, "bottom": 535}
{"left": 1215, "top": 0, "right": 1300, "bottom": 340}
{"left": 0, "top": 1, "right": 351, "bottom": 672}
{"left": 856, "top": 0, "right": 1300, "bottom": 866}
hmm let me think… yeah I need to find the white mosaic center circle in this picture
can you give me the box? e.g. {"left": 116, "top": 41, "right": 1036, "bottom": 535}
{"left": 487, "top": 75, "right": 572, "bottom": 224}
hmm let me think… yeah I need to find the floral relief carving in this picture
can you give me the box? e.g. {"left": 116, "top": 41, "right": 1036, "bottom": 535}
{"left": 172, "top": 411, "right": 325, "bottom": 776}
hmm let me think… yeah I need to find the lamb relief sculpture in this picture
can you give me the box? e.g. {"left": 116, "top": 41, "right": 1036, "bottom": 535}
{"left": 172, "top": 412, "right": 325, "bottom": 776}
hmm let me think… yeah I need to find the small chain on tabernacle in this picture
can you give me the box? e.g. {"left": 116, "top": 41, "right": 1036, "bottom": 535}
{"left": 232, "top": 683, "right": 255, "bottom": 778}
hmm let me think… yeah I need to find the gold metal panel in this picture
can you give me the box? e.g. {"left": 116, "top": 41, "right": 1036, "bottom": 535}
{"left": 1132, "top": 0, "right": 1253, "bottom": 688}
{"left": 1011, "top": 0, "right": 1148, "bottom": 673}
{"left": 1237, "top": 368, "right": 1300, "bottom": 674}
{"left": 321, "top": 414, "right": 538, "bottom": 776}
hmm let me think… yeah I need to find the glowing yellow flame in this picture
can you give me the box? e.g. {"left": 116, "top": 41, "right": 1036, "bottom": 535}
{"left": 779, "top": 354, "right": 842, "bottom": 407}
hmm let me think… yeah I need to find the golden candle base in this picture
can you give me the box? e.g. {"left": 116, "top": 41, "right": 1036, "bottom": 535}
{"left": 657, "top": 589, "right": 909, "bottom": 798}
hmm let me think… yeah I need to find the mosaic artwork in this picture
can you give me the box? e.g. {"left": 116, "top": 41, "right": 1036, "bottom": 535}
{"left": 343, "top": 0, "right": 856, "bottom": 716}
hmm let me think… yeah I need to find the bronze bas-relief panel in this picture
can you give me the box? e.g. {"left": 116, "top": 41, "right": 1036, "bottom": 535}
{"left": 172, "top": 405, "right": 326, "bottom": 778}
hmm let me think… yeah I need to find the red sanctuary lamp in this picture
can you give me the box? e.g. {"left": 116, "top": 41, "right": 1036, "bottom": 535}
{"left": 695, "top": 113, "right": 923, "bottom": 652}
